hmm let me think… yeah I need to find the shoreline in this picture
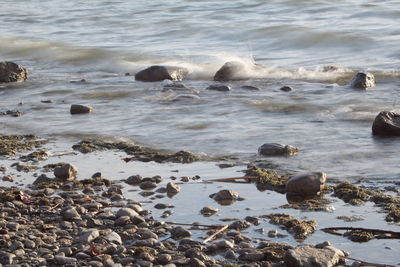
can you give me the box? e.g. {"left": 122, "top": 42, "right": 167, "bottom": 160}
{"left": 0, "top": 133, "right": 399, "bottom": 266}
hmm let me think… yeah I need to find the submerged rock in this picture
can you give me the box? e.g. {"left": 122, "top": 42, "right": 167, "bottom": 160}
{"left": 284, "top": 243, "right": 345, "bottom": 267}
{"left": 135, "top": 65, "right": 189, "bottom": 82}
{"left": 210, "top": 189, "right": 239, "bottom": 202}
{"left": 207, "top": 84, "right": 231, "bottom": 91}
{"left": 349, "top": 72, "right": 375, "bottom": 89}
{"left": 0, "top": 62, "right": 28, "bottom": 83}
{"left": 258, "top": 143, "right": 298, "bottom": 156}
{"left": 263, "top": 213, "right": 317, "bottom": 240}
{"left": 246, "top": 165, "right": 289, "bottom": 193}
{"left": 70, "top": 104, "right": 93, "bottom": 114}
{"left": 372, "top": 111, "right": 400, "bottom": 136}
{"left": 200, "top": 206, "right": 219, "bottom": 217}
{"left": 279, "top": 86, "right": 293, "bottom": 92}
{"left": 285, "top": 172, "right": 327, "bottom": 198}
{"left": 214, "top": 61, "right": 252, "bottom": 82}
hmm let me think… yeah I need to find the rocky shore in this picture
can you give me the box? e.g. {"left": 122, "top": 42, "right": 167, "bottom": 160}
{"left": 0, "top": 133, "right": 399, "bottom": 267}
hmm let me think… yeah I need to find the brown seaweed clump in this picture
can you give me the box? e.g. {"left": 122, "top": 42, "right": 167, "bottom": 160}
{"left": 257, "top": 242, "right": 293, "bottom": 262}
{"left": 73, "top": 139, "right": 199, "bottom": 163}
{"left": 280, "top": 198, "right": 334, "bottom": 212}
{"left": 334, "top": 182, "right": 400, "bottom": 223}
{"left": 0, "top": 134, "right": 47, "bottom": 156}
{"left": 261, "top": 213, "right": 317, "bottom": 240}
{"left": 333, "top": 182, "right": 370, "bottom": 205}
{"left": 344, "top": 230, "right": 374, "bottom": 242}
{"left": 245, "top": 165, "right": 289, "bottom": 193}
{"left": 20, "top": 150, "right": 49, "bottom": 162}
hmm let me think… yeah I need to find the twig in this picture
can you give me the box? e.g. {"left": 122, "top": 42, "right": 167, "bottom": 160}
{"left": 164, "top": 221, "right": 223, "bottom": 228}
{"left": 203, "top": 225, "right": 229, "bottom": 244}
{"left": 207, "top": 176, "right": 257, "bottom": 183}
{"left": 321, "top": 227, "right": 400, "bottom": 239}
{"left": 49, "top": 202, "right": 61, "bottom": 211}
{"left": 346, "top": 256, "right": 400, "bottom": 267}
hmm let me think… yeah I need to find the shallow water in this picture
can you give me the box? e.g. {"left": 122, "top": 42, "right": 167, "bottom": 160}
{"left": 1, "top": 0, "right": 400, "bottom": 181}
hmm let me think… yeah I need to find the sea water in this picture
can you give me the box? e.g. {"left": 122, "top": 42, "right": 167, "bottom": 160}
{"left": 1, "top": 0, "right": 400, "bottom": 181}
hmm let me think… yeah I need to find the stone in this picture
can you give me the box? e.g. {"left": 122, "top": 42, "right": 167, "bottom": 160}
{"left": 104, "top": 231, "right": 122, "bottom": 245}
{"left": 70, "top": 104, "right": 93, "bottom": 114}
{"left": 135, "top": 65, "right": 188, "bottom": 82}
{"left": 0, "top": 62, "right": 28, "bottom": 83}
{"left": 114, "top": 216, "right": 131, "bottom": 226}
{"left": 188, "top": 257, "right": 206, "bottom": 267}
{"left": 200, "top": 206, "right": 219, "bottom": 216}
{"left": 285, "top": 172, "right": 327, "bottom": 198}
{"left": 170, "top": 226, "right": 191, "bottom": 240}
{"left": 240, "top": 85, "right": 260, "bottom": 91}
{"left": 139, "top": 181, "right": 157, "bottom": 190}
{"left": 126, "top": 175, "right": 143, "bottom": 185}
{"left": 79, "top": 229, "right": 100, "bottom": 243}
{"left": 372, "top": 111, "right": 400, "bottom": 136}
{"left": 116, "top": 207, "right": 139, "bottom": 218}
{"left": 61, "top": 207, "right": 81, "bottom": 220}
{"left": 207, "top": 84, "right": 231, "bottom": 91}
{"left": 211, "top": 189, "right": 239, "bottom": 201}
{"left": 54, "top": 163, "right": 78, "bottom": 181}
{"left": 54, "top": 255, "right": 77, "bottom": 264}
{"left": 157, "top": 254, "right": 172, "bottom": 264}
{"left": 166, "top": 182, "right": 180, "bottom": 195}
{"left": 349, "top": 72, "right": 375, "bottom": 89}
{"left": 258, "top": 143, "right": 298, "bottom": 156}
{"left": 215, "top": 240, "right": 234, "bottom": 249}
{"left": 284, "top": 244, "right": 345, "bottom": 267}
{"left": 214, "top": 61, "right": 250, "bottom": 81}
{"left": 280, "top": 86, "right": 293, "bottom": 92}
{"left": 240, "top": 251, "right": 265, "bottom": 262}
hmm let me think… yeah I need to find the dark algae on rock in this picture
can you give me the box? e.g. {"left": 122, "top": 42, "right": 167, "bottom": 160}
{"left": 0, "top": 134, "right": 47, "bottom": 157}
{"left": 245, "top": 165, "right": 289, "bottom": 193}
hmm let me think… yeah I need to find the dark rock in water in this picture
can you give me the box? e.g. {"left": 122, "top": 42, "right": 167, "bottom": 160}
{"left": 240, "top": 85, "right": 260, "bottom": 91}
{"left": 200, "top": 206, "right": 218, "bottom": 217}
{"left": 135, "top": 65, "right": 189, "bottom": 82}
{"left": 280, "top": 86, "right": 293, "bottom": 92}
{"left": 211, "top": 189, "right": 239, "bottom": 201}
{"left": 166, "top": 182, "right": 180, "bottom": 195}
{"left": 214, "top": 61, "right": 250, "bottom": 82}
{"left": 207, "top": 84, "right": 231, "bottom": 91}
{"left": 372, "top": 111, "right": 400, "bottom": 136}
{"left": 170, "top": 226, "right": 191, "bottom": 240}
{"left": 126, "top": 175, "right": 143, "bottom": 185}
{"left": 258, "top": 143, "right": 298, "bottom": 156}
{"left": 284, "top": 243, "right": 345, "bottom": 267}
{"left": 349, "top": 72, "right": 375, "bottom": 89}
{"left": 70, "top": 104, "right": 93, "bottom": 114}
{"left": 285, "top": 172, "right": 327, "bottom": 198}
{"left": 0, "top": 62, "right": 28, "bottom": 83}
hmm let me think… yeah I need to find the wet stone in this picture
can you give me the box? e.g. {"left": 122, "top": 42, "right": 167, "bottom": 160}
{"left": 170, "top": 226, "right": 191, "bottom": 240}
{"left": 166, "top": 182, "right": 180, "bottom": 195}
{"left": 140, "top": 181, "right": 157, "bottom": 190}
{"left": 258, "top": 143, "right": 298, "bottom": 156}
{"left": 70, "top": 104, "right": 93, "bottom": 114}
{"left": 200, "top": 206, "right": 219, "bottom": 217}
{"left": 54, "top": 163, "right": 78, "bottom": 181}
{"left": 207, "top": 84, "right": 231, "bottom": 91}
{"left": 126, "top": 175, "right": 143, "bottom": 185}
{"left": 349, "top": 71, "right": 375, "bottom": 89}
{"left": 0, "top": 62, "right": 28, "bottom": 83}
{"left": 280, "top": 85, "right": 293, "bottom": 92}
{"left": 285, "top": 172, "right": 327, "bottom": 198}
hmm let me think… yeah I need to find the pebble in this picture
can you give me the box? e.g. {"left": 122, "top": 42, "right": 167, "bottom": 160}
{"left": 70, "top": 104, "right": 93, "bottom": 114}
{"left": 139, "top": 181, "right": 157, "bottom": 190}
{"left": 166, "top": 182, "right": 181, "bottom": 195}
{"left": 170, "top": 226, "right": 192, "bottom": 240}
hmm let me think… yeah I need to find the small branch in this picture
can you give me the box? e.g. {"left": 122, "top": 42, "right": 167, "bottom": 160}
{"left": 203, "top": 225, "right": 229, "bottom": 244}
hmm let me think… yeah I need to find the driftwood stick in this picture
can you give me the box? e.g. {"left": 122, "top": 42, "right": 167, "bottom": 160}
{"left": 207, "top": 176, "right": 257, "bottom": 183}
{"left": 346, "top": 256, "right": 400, "bottom": 267}
{"left": 165, "top": 221, "right": 222, "bottom": 228}
{"left": 321, "top": 227, "right": 400, "bottom": 239}
{"left": 203, "top": 225, "right": 229, "bottom": 244}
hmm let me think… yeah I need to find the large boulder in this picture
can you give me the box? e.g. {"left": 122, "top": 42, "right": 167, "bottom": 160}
{"left": 349, "top": 72, "right": 375, "bottom": 89}
{"left": 284, "top": 243, "right": 346, "bottom": 267}
{"left": 258, "top": 143, "right": 298, "bottom": 156}
{"left": 214, "top": 61, "right": 251, "bottom": 82}
{"left": 285, "top": 172, "right": 327, "bottom": 199}
{"left": 372, "top": 111, "right": 400, "bottom": 136}
{"left": 135, "top": 65, "right": 188, "bottom": 82}
{"left": 0, "top": 62, "right": 28, "bottom": 83}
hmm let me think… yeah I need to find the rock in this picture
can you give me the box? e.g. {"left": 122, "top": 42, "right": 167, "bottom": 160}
{"left": 70, "top": 104, "right": 93, "bottom": 114}
{"left": 211, "top": 189, "right": 239, "bottom": 201}
{"left": 200, "top": 206, "right": 219, "bottom": 217}
{"left": 280, "top": 86, "right": 293, "bottom": 92}
{"left": 188, "top": 257, "right": 206, "bottom": 267}
{"left": 126, "top": 175, "right": 143, "bottom": 185}
{"left": 54, "top": 163, "right": 78, "bottom": 181}
{"left": 240, "top": 85, "right": 260, "bottom": 91}
{"left": 79, "top": 229, "right": 100, "bottom": 243}
{"left": 104, "top": 231, "right": 122, "bottom": 245}
{"left": 135, "top": 65, "right": 188, "bottom": 82}
{"left": 372, "top": 111, "right": 400, "bottom": 136}
{"left": 139, "top": 181, "right": 157, "bottom": 190}
{"left": 349, "top": 72, "right": 375, "bottom": 89}
{"left": 166, "top": 182, "right": 180, "bottom": 195}
{"left": 258, "top": 143, "right": 298, "bottom": 156}
{"left": 33, "top": 174, "right": 53, "bottom": 185}
{"left": 215, "top": 240, "right": 234, "bottom": 250}
{"left": 0, "top": 62, "right": 28, "bottom": 83}
{"left": 116, "top": 208, "right": 139, "bottom": 218}
{"left": 54, "top": 255, "right": 77, "bottom": 264}
{"left": 61, "top": 207, "right": 81, "bottom": 220}
{"left": 157, "top": 254, "right": 172, "bottom": 264}
{"left": 285, "top": 172, "right": 327, "bottom": 198}
{"left": 170, "top": 226, "right": 191, "bottom": 240}
{"left": 207, "top": 84, "right": 231, "bottom": 91}
{"left": 214, "top": 61, "right": 251, "bottom": 81}
{"left": 284, "top": 244, "right": 345, "bottom": 267}
{"left": 240, "top": 251, "right": 265, "bottom": 262}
